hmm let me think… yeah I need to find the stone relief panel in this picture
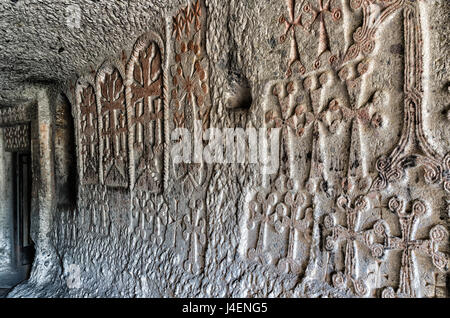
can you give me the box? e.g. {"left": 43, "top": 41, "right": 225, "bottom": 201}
{"left": 371, "top": 4, "right": 450, "bottom": 194}
{"left": 39, "top": 0, "right": 449, "bottom": 299}
{"left": 379, "top": 197, "right": 448, "bottom": 298}
{"left": 167, "top": 0, "right": 212, "bottom": 275}
{"left": 0, "top": 104, "right": 32, "bottom": 127}
{"left": 75, "top": 80, "right": 100, "bottom": 185}
{"left": 243, "top": 177, "right": 313, "bottom": 275}
{"left": 129, "top": 190, "right": 168, "bottom": 244}
{"left": 238, "top": 0, "right": 449, "bottom": 297}
{"left": 78, "top": 184, "right": 111, "bottom": 238}
{"left": 2, "top": 124, "right": 30, "bottom": 152}
{"left": 126, "top": 33, "right": 165, "bottom": 193}
{"left": 97, "top": 61, "right": 130, "bottom": 188}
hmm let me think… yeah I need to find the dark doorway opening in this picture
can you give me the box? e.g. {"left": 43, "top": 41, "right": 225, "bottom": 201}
{"left": 0, "top": 123, "right": 35, "bottom": 296}
{"left": 12, "top": 152, "right": 35, "bottom": 268}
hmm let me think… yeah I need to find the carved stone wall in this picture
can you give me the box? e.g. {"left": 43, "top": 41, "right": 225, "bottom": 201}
{"left": 4, "top": 0, "right": 449, "bottom": 298}
{"left": 2, "top": 124, "right": 30, "bottom": 153}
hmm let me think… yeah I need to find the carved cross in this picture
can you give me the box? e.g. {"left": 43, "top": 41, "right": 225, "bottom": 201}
{"left": 100, "top": 69, "right": 127, "bottom": 160}
{"left": 89, "top": 190, "right": 110, "bottom": 237}
{"left": 171, "top": 37, "right": 209, "bottom": 131}
{"left": 79, "top": 85, "right": 98, "bottom": 182}
{"left": 279, "top": 0, "right": 307, "bottom": 77}
{"left": 130, "top": 42, "right": 163, "bottom": 149}
{"left": 298, "top": 75, "right": 343, "bottom": 187}
{"left": 265, "top": 81, "right": 303, "bottom": 175}
{"left": 247, "top": 191, "right": 279, "bottom": 264}
{"left": 303, "top": 0, "right": 341, "bottom": 59}
{"left": 339, "top": 91, "right": 384, "bottom": 179}
{"left": 183, "top": 199, "right": 206, "bottom": 274}
{"left": 80, "top": 85, "right": 97, "bottom": 145}
{"left": 325, "top": 195, "right": 387, "bottom": 296}
{"left": 131, "top": 191, "right": 168, "bottom": 244}
{"left": 190, "top": 0, "right": 202, "bottom": 32}
{"left": 274, "top": 191, "right": 313, "bottom": 274}
{"left": 151, "top": 196, "right": 169, "bottom": 245}
{"left": 383, "top": 197, "right": 449, "bottom": 298}
{"left": 130, "top": 191, "right": 152, "bottom": 241}
{"left": 167, "top": 199, "right": 184, "bottom": 248}
{"left": 172, "top": 12, "right": 185, "bottom": 41}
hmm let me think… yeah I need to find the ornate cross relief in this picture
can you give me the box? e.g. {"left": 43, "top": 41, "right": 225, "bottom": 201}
{"left": 371, "top": 3, "right": 450, "bottom": 193}
{"left": 267, "top": 0, "right": 449, "bottom": 297}
{"left": 381, "top": 197, "right": 448, "bottom": 298}
{"left": 97, "top": 61, "right": 130, "bottom": 188}
{"left": 169, "top": 0, "right": 212, "bottom": 274}
{"left": 78, "top": 184, "right": 111, "bottom": 237}
{"left": 55, "top": 208, "right": 78, "bottom": 248}
{"left": 324, "top": 195, "right": 388, "bottom": 296}
{"left": 245, "top": 176, "right": 313, "bottom": 275}
{"left": 129, "top": 190, "right": 168, "bottom": 244}
{"left": 302, "top": 0, "right": 342, "bottom": 61}
{"left": 183, "top": 198, "right": 207, "bottom": 274}
{"left": 170, "top": 0, "right": 212, "bottom": 187}
{"left": 126, "top": 33, "right": 165, "bottom": 193}
{"left": 76, "top": 81, "right": 100, "bottom": 185}
{"left": 279, "top": 0, "right": 410, "bottom": 76}
{"left": 279, "top": 0, "right": 308, "bottom": 77}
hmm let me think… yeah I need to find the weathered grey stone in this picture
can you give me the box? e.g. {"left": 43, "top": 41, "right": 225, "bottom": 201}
{"left": 0, "top": 0, "right": 448, "bottom": 298}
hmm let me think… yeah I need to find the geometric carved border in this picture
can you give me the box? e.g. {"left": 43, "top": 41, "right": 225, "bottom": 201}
{"left": 3, "top": 124, "right": 30, "bottom": 152}
{"left": 0, "top": 104, "right": 32, "bottom": 127}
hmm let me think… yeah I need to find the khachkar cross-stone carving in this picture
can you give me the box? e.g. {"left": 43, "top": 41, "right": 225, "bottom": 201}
{"left": 247, "top": 191, "right": 278, "bottom": 265}
{"left": 171, "top": 0, "right": 210, "bottom": 132}
{"left": 98, "top": 67, "right": 129, "bottom": 188}
{"left": 129, "top": 190, "right": 168, "bottom": 244}
{"left": 57, "top": 208, "right": 77, "bottom": 247}
{"left": 88, "top": 187, "right": 110, "bottom": 237}
{"left": 302, "top": 0, "right": 342, "bottom": 63}
{"left": 381, "top": 197, "right": 449, "bottom": 298}
{"left": 279, "top": 0, "right": 308, "bottom": 77}
{"left": 127, "top": 34, "right": 164, "bottom": 193}
{"left": 246, "top": 176, "right": 313, "bottom": 274}
{"left": 335, "top": 60, "right": 386, "bottom": 182}
{"left": 183, "top": 199, "right": 207, "bottom": 274}
{"left": 372, "top": 3, "right": 450, "bottom": 193}
{"left": 78, "top": 84, "right": 99, "bottom": 185}
{"left": 265, "top": 81, "right": 304, "bottom": 176}
{"left": 169, "top": 0, "right": 212, "bottom": 276}
{"left": 324, "top": 195, "right": 388, "bottom": 296}
{"left": 274, "top": 191, "right": 313, "bottom": 274}
{"left": 299, "top": 73, "right": 343, "bottom": 190}
{"left": 170, "top": 0, "right": 212, "bottom": 190}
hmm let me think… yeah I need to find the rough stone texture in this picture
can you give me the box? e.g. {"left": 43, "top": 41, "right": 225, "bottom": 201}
{"left": 0, "top": 0, "right": 448, "bottom": 298}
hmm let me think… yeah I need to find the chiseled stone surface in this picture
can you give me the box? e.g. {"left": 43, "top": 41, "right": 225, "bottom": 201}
{"left": 0, "top": 0, "right": 448, "bottom": 298}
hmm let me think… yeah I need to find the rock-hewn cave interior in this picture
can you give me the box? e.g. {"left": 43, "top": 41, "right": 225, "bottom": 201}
{"left": 0, "top": 0, "right": 449, "bottom": 299}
